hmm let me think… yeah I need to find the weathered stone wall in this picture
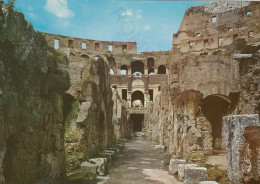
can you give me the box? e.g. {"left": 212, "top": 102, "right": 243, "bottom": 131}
{"left": 0, "top": 2, "right": 70, "bottom": 184}
{"left": 64, "top": 56, "right": 116, "bottom": 174}
{"left": 173, "top": 1, "right": 260, "bottom": 52}
{"left": 41, "top": 32, "right": 137, "bottom": 55}
{"left": 223, "top": 114, "right": 260, "bottom": 184}
{"left": 112, "top": 88, "right": 128, "bottom": 139}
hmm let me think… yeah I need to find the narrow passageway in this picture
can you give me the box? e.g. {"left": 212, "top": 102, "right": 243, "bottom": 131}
{"left": 104, "top": 137, "right": 181, "bottom": 184}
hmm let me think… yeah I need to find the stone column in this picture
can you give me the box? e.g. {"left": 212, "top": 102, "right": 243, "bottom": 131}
{"left": 223, "top": 114, "right": 260, "bottom": 184}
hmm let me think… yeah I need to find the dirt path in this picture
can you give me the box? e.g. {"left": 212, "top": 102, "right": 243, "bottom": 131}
{"left": 102, "top": 137, "right": 181, "bottom": 184}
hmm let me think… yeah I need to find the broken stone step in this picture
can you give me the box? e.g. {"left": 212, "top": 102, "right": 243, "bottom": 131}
{"left": 81, "top": 161, "right": 98, "bottom": 175}
{"left": 153, "top": 145, "right": 166, "bottom": 154}
{"left": 169, "top": 159, "right": 186, "bottom": 175}
{"left": 89, "top": 158, "right": 108, "bottom": 176}
{"left": 184, "top": 166, "right": 208, "bottom": 184}
{"left": 199, "top": 181, "right": 219, "bottom": 184}
{"left": 103, "top": 150, "right": 116, "bottom": 156}
{"left": 178, "top": 164, "right": 197, "bottom": 181}
{"left": 98, "top": 153, "right": 113, "bottom": 160}
{"left": 108, "top": 147, "right": 120, "bottom": 153}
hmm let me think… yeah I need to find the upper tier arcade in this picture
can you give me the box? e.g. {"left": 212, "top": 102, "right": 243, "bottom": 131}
{"left": 41, "top": 32, "right": 137, "bottom": 54}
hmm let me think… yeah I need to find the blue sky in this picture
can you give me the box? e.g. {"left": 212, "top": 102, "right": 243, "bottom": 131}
{"left": 7, "top": 0, "right": 207, "bottom": 53}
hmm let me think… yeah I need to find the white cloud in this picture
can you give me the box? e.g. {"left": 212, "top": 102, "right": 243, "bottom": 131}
{"left": 121, "top": 9, "right": 133, "bottom": 17}
{"left": 143, "top": 24, "right": 151, "bottom": 30}
{"left": 136, "top": 14, "right": 143, "bottom": 20}
{"left": 44, "top": 0, "right": 74, "bottom": 18}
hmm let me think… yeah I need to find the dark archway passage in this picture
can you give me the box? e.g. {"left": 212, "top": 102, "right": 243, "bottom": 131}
{"left": 131, "top": 91, "right": 144, "bottom": 107}
{"left": 158, "top": 65, "right": 166, "bottom": 74}
{"left": 131, "top": 60, "right": 144, "bottom": 74}
{"left": 201, "top": 94, "right": 231, "bottom": 150}
{"left": 131, "top": 114, "right": 144, "bottom": 132}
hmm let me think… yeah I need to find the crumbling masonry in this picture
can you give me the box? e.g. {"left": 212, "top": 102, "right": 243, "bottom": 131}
{"left": 0, "top": 1, "right": 260, "bottom": 184}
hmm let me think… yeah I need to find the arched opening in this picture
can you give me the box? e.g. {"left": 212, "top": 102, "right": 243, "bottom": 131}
{"left": 94, "top": 56, "right": 100, "bottom": 61}
{"left": 107, "top": 57, "right": 116, "bottom": 67}
{"left": 120, "top": 65, "right": 128, "bottom": 75}
{"left": 158, "top": 65, "right": 166, "bottom": 74}
{"left": 109, "top": 68, "right": 115, "bottom": 75}
{"left": 147, "top": 57, "right": 155, "bottom": 74}
{"left": 81, "top": 54, "right": 89, "bottom": 60}
{"left": 131, "top": 60, "right": 144, "bottom": 74}
{"left": 201, "top": 94, "right": 231, "bottom": 150}
{"left": 131, "top": 90, "right": 144, "bottom": 107}
{"left": 70, "top": 52, "right": 76, "bottom": 57}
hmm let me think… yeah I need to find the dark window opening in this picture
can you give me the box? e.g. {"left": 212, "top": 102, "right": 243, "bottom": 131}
{"left": 158, "top": 65, "right": 166, "bottom": 74}
{"left": 149, "top": 89, "right": 153, "bottom": 101}
{"left": 122, "top": 89, "right": 127, "bottom": 101}
{"left": 201, "top": 95, "right": 231, "bottom": 150}
{"left": 131, "top": 90, "right": 144, "bottom": 107}
{"left": 95, "top": 43, "right": 100, "bottom": 50}
{"left": 131, "top": 114, "right": 144, "bottom": 132}
{"left": 81, "top": 54, "right": 89, "bottom": 59}
{"left": 68, "top": 40, "right": 74, "bottom": 48}
{"left": 148, "top": 68, "right": 154, "bottom": 75}
{"left": 228, "top": 28, "right": 232, "bottom": 32}
{"left": 122, "top": 45, "right": 127, "bottom": 52}
{"left": 204, "top": 39, "right": 209, "bottom": 46}
{"left": 131, "top": 60, "right": 144, "bottom": 74}
{"left": 147, "top": 57, "right": 155, "bottom": 74}
{"left": 158, "top": 86, "right": 161, "bottom": 91}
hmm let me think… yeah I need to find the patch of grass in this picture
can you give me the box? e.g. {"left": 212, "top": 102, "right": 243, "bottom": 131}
{"left": 47, "top": 47, "right": 67, "bottom": 65}
{"left": 205, "top": 164, "right": 233, "bottom": 184}
{"left": 67, "top": 170, "right": 96, "bottom": 184}
{"left": 77, "top": 75, "right": 89, "bottom": 85}
{"left": 65, "top": 101, "right": 80, "bottom": 130}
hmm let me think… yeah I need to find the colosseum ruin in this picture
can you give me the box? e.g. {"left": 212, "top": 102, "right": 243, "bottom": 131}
{"left": 0, "top": 1, "right": 259, "bottom": 184}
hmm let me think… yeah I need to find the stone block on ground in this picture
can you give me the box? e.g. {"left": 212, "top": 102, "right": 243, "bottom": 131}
{"left": 89, "top": 158, "right": 108, "bottom": 176}
{"left": 153, "top": 145, "right": 165, "bottom": 154}
{"left": 99, "top": 153, "right": 113, "bottom": 161}
{"left": 223, "top": 114, "right": 260, "bottom": 184}
{"left": 81, "top": 161, "right": 98, "bottom": 175}
{"left": 199, "top": 181, "right": 219, "bottom": 184}
{"left": 184, "top": 166, "right": 208, "bottom": 184}
{"left": 178, "top": 164, "right": 197, "bottom": 181}
{"left": 169, "top": 159, "right": 186, "bottom": 175}
{"left": 108, "top": 147, "right": 120, "bottom": 153}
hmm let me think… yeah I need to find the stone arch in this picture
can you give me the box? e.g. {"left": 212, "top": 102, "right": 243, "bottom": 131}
{"left": 81, "top": 54, "right": 89, "bottom": 60}
{"left": 201, "top": 94, "right": 232, "bottom": 150}
{"left": 147, "top": 57, "right": 155, "bottom": 74}
{"left": 94, "top": 56, "right": 100, "bottom": 61}
{"left": 107, "top": 56, "right": 116, "bottom": 67}
{"left": 131, "top": 60, "right": 144, "bottom": 74}
{"left": 158, "top": 65, "right": 166, "bottom": 74}
{"left": 131, "top": 90, "right": 144, "bottom": 107}
{"left": 120, "top": 65, "right": 128, "bottom": 75}
{"left": 109, "top": 68, "right": 115, "bottom": 75}
{"left": 132, "top": 79, "right": 145, "bottom": 88}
